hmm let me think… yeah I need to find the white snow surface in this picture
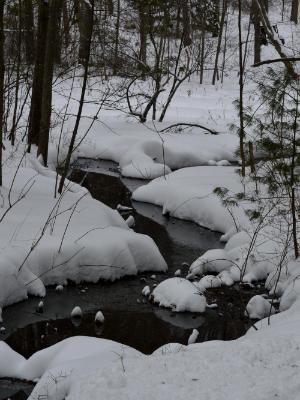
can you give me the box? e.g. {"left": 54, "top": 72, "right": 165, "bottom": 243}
{"left": 151, "top": 278, "right": 206, "bottom": 313}
{"left": 246, "top": 295, "right": 276, "bottom": 319}
{"left": 133, "top": 166, "right": 248, "bottom": 237}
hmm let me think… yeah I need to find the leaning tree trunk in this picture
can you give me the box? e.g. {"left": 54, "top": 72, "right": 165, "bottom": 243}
{"left": 28, "top": 0, "right": 49, "bottom": 149}
{"left": 0, "top": 0, "right": 5, "bottom": 186}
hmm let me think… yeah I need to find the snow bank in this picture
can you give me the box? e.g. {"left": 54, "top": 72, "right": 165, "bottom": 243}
{"left": 151, "top": 278, "right": 206, "bottom": 313}
{"left": 133, "top": 166, "right": 248, "bottom": 236}
{"left": 0, "top": 144, "right": 167, "bottom": 311}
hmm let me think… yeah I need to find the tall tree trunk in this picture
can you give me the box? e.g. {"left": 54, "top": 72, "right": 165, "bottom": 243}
{"left": 291, "top": 0, "right": 299, "bottom": 23}
{"left": 0, "top": 0, "right": 5, "bottom": 186}
{"left": 58, "top": 0, "right": 94, "bottom": 194}
{"left": 238, "top": 0, "right": 246, "bottom": 177}
{"left": 77, "top": 0, "right": 93, "bottom": 63}
{"left": 212, "top": 0, "right": 228, "bottom": 84}
{"left": 28, "top": 0, "right": 49, "bottom": 149}
{"left": 23, "top": 0, "right": 35, "bottom": 65}
{"left": 113, "top": 0, "right": 120, "bottom": 74}
{"left": 181, "top": 0, "right": 192, "bottom": 47}
{"left": 37, "top": 0, "right": 63, "bottom": 166}
{"left": 10, "top": 0, "right": 22, "bottom": 146}
{"left": 138, "top": 2, "right": 147, "bottom": 67}
{"left": 252, "top": 0, "right": 261, "bottom": 64}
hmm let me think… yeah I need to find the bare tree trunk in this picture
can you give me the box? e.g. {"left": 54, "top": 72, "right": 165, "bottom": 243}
{"left": 199, "top": 10, "right": 206, "bottom": 84}
{"left": 252, "top": 0, "right": 261, "bottom": 64}
{"left": 58, "top": 0, "right": 94, "bottom": 194}
{"left": 181, "top": 0, "right": 192, "bottom": 47}
{"left": 113, "top": 0, "right": 120, "bottom": 74}
{"left": 138, "top": 2, "right": 147, "bottom": 67}
{"left": 212, "top": 0, "right": 228, "bottom": 85}
{"left": 23, "top": 0, "right": 35, "bottom": 65}
{"left": 10, "top": 0, "right": 22, "bottom": 146}
{"left": 77, "top": 0, "right": 93, "bottom": 63}
{"left": 238, "top": 0, "right": 246, "bottom": 177}
{"left": 0, "top": 0, "right": 4, "bottom": 186}
{"left": 291, "top": 0, "right": 299, "bottom": 23}
{"left": 28, "top": 0, "right": 49, "bottom": 150}
{"left": 38, "top": 0, "right": 63, "bottom": 166}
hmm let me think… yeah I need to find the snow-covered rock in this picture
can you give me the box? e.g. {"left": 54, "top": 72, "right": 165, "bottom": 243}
{"left": 151, "top": 278, "right": 206, "bottom": 313}
{"left": 142, "top": 286, "right": 151, "bottom": 297}
{"left": 187, "top": 329, "right": 199, "bottom": 345}
{"left": 71, "top": 306, "right": 83, "bottom": 318}
{"left": 187, "top": 249, "right": 233, "bottom": 279}
{"left": 95, "top": 311, "right": 105, "bottom": 323}
{"left": 245, "top": 295, "right": 275, "bottom": 319}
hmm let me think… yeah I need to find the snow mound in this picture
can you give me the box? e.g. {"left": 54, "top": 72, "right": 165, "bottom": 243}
{"left": 187, "top": 249, "right": 233, "bottom": 279}
{"left": 133, "top": 166, "right": 247, "bottom": 236}
{"left": 151, "top": 278, "right": 206, "bottom": 313}
{"left": 245, "top": 295, "right": 276, "bottom": 319}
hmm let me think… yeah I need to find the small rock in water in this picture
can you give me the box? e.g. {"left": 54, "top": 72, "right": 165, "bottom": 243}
{"left": 36, "top": 301, "right": 44, "bottom": 313}
{"left": 174, "top": 269, "right": 181, "bottom": 277}
{"left": 126, "top": 215, "right": 135, "bottom": 228}
{"left": 188, "top": 329, "right": 199, "bottom": 345}
{"left": 0, "top": 326, "right": 6, "bottom": 334}
{"left": 181, "top": 262, "right": 189, "bottom": 268}
{"left": 140, "top": 277, "right": 147, "bottom": 283}
{"left": 95, "top": 311, "right": 105, "bottom": 324}
{"left": 142, "top": 285, "right": 151, "bottom": 297}
{"left": 136, "top": 299, "right": 141, "bottom": 304}
{"left": 150, "top": 275, "right": 157, "bottom": 280}
{"left": 153, "top": 283, "right": 157, "bottom": 288}
{"left": 71, "top": 306, "right": 83, "bottom": 318}
{"left": 81, "top": 289, "right": 86, "bottom": 293}
{"left": 55, "top": 285, "right": 64, "bottom": 293}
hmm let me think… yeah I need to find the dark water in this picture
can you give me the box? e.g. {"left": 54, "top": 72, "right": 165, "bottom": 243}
{"left": 0, "top": 158, "right": 262, "bottom": 399}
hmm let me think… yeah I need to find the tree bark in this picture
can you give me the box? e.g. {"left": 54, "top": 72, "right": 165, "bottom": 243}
{"left": 23, "top": 0, "right": 35, "bottom": 65}
{"left": 212, "top": 0, "right": 228, "bottom": 84}
{"left": 38, "top": 0, "right": 63, "bottom": 166}
{"left": 0, "top": 0, "right": 5, "bottom": 186}
{"left": 291, "top": 0, "right": 299, "bottom": 23}
{"left": 28, "top": 0, "right": 49, "bottom": 149}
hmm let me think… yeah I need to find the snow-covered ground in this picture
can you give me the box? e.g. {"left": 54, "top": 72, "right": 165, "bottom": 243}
{"left": 1, "top": 4, "right": 300, "bottom": 399}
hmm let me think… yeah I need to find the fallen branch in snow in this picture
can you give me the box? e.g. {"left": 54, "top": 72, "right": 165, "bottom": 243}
{"left": 159, "top": 123, "right": 219, "bottom": 135}
{"left": 252, "top": 57, "right": 300, "bottom": 68}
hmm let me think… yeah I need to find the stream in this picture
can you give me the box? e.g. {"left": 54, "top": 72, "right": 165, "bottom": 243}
{"left": 0, "top": 159, "right": 264, "bottom": 400}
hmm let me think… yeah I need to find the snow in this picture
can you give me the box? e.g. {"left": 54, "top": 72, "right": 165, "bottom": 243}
{"left": 71, "top": 306, "right": 83, "bottom": 318}
{"left": 95, "top": 311, "right": 105, "bottom": 323}
{"left": 0, "top": 143, "right": 167, "bottom": 313}
{"left": 187, "top": 329, "right": 199, "bottom": 345}
{"left": 142, "top": 285, "right": 151, "bottom": 297}
{"left": 245, "top": 295, "right": 276, "bottom": 319}
{"left": 2, "top": 302, "right": 300, "bottom": 400}
{"left": 151, "top": 278, "right": 207, "bottom": 313}
{"left": 132, "top": 166, "right": 248, "bottom": 236}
